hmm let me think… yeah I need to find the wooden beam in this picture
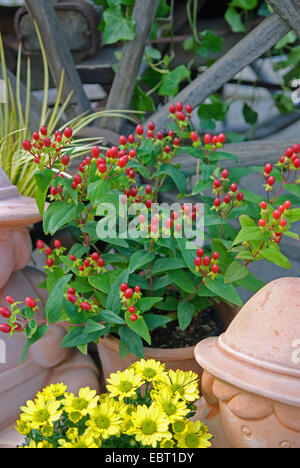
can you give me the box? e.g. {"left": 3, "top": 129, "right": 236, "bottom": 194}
{"left": 101, "top": 0, "right": 160, "bottom": 133}
{"left": 266, "top": 0, "right": 300, "bottom": 40}
{"left": 24, "top": 0, "right": 92, "bottom": 121}
{"left": 147, "top": 13, "right": 290, "bottom": 130}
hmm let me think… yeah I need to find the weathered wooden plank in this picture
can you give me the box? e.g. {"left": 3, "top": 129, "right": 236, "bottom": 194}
{"left": 101, "top": 0, "right": 160, "bottom": 133}
{"left": 147, "top": 13, "right": 290, "bottom": 130}
{"left": 267, "top": 0, "right": 300, "bottom": 40}
{"left": 24, "top": 0, "right": 92, "bottom": 120}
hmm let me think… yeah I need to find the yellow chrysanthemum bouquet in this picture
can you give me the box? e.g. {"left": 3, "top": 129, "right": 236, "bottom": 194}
{"left": 16, "top": 360, "right": 212, "bottom": 449}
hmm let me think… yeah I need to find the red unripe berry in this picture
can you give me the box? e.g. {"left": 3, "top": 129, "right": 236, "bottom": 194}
{"left": 22, "top": 140, "right": 32, "bottom": 151}
{"left": 164, "top": 145, "right": 171, "bottom": 154}
{"left": 145, "top": 199, "right": 152, "bottom": 209}
{"left": 176, "top": 102, "right": 183, "bottom": 112}
{"left": 176, "top": 112, "right": 185, "bottom": 121}
{"left": 98, "top": 164, "right": 107, "bottom": 174}
{"left": 259, "top": 219, "right": 266, "bottom": 227}
{"left": 118, "top": 156, "right": 129, "bottom": 168}
{"left": 50, "top": 187, "right": 58, "bottom": 197}
{"left": 218, "top": 133, "right": 226, "bottom": 144}
{"left": 43, "top": 138, "right": 51, "bottom": 147}
{"left": 72, "top": 182, "right": 78, "bottom": 190}
{"left": 212, "top": 135, "right": 219, "bottom": 145}
{"left": 230, "top": 183, "right": 238, "bottom": 193}
{"left": 74, "top": 174, "right": 82, "bottom": 185}
{"left": 203, "top": 256, "right": 211, "bottom": 267}
{"left": 191, "top": 132, "right": 199, "bottom": 142}
{"left": 165, "top": 218, "right": 173, "bottom": 229}
{"left": 0, "top": 307, "right": 11, "bottom": 318}
{"left": 203, "top": 134, "right": 212, "bottom": 145}
{"left": 61, "top": 154, "right": 70, "bottom": 166}
{"left": 84, "top": 259, "right": 90, "bottom": 268}
{"left": 194, "top": 257, "right": 202, "bottom": 267}
{"left": 129, "top": 149, "right": 136, "bottom": 159}
{"left": 273, "top": 210, "right": 282, "bottom": 220}
{"left": 224, "top": 194, "right": 231, "bottom": 204}
{"left": 237, "top": 192, "right": 244, "bottom": 202}
{"left": 70, "top": 255, "right": 76, "bottom": 262}
{"left": 214, "top": 198, "right": 221, "bottom": 207}
{"left": 119, "top": 135, "right": 127, "bottom": 145}
{"left": 80, "top": 302, "right": 92, "bottom": 311}
{"left": 278, "top": 205, "right": 285, "bottom": 214}
{"left": 286, "top": 147, "right": 294, "bottom": 158}
{"left": 40, "top": 126, "right": 48, "bottom": 136}
{"left": 120, "top": 283, "right": 128, "bottom": 292}
{"left": 169, "top": 104, "right": 176, "bottom": 114}
{"left": 68, "top": 288, "right": 76, "bottom": 295}
{"left": 148, "top": 121, "right": 155, "bottom": 131}
{"left": 284, "top": 200, "right": 292, "bottom": 210}
{"left": 135, "top": 286, "right": 141, "bottom": 293}
{"left": 168, "top": 130, "right": 174, "bottom": 138}
{"left": 128, "top": 306, "right": 136, "bottom": 314}
{"left": 145, "top": 185, "right": 152, "bottom": 195}
{"left": 26, "top": 297, "right": 37, "bottom": 309}
{"left": 54, "top": 240, "right": 62, "bottom": 249}
{"left": 264, "top": 163, "right": 273, "bottom": 174}
{"left": 157, "top": 131, "right": 164, "bottom": 140}
{"left": 136, "top": 125, "right": 144, "bottom": 136}
{"left": 197, "top": 248, "right": 205, "bottom": 258}
{"left": 68, "top": 294, "right": 77, "bottom": 304}
{"left": 211, "top": 264, "right": 219, "bottom": 274}
{"left": 124, "top": 288, "right": 133, "bottom": 299}
{"left": 173, "top": 137, "right": 180, "bottom": 146}
{"left": 64, "top": 127, "right": 73, "bottom": 139}
{"left": 36, "top": 240, "right": 45, "bottom": 250}
{"left": 0, "top": 324, "right": 11, "bottom": 334}
{"left": 222, "top": 169, "right": 229, "bottom": 179}
{"left": 267, "top": 176, "right": 275, "bottom": 186}
{"left": 45, "top": 247, "right": 52, "bottom": 256}
{"left": 33, "top": 132, "right": 40, "bottom": 141}
{"left": 98, "top": 258, "right": 105, "bottom": 268}
{"left": 130, "top": 314, "right": 138, "bottom": 322}
{"left": 293, "top": 143, "right": 300, "bottom": 153}
{"left": 279, "top": 218, "right": 287, "bottom": 227}
{"left": 6, "top": 296, "right": 15, "bottom": 305}
{"left": 91, "top": 252, "right": 99, "bottom": 261}
{"left": 46, "top": 258, "right": 54, "bottom": 267}
{"left": 213, "top": 179, "right": 221, "bottom": 189}
{"left": 91, "top": 146, "right": 101, "bottom": 158}
{"left": 293, "top": 158, "right": 300, "bottom": 168}
{"left": 212, "top": 252, "right": 220, "bottom": 260}
{"left": 260, "top": 201, "right": 267, "bottom": 210}
{"left": 186, "top": 104, "right": 193, "bottom": 114}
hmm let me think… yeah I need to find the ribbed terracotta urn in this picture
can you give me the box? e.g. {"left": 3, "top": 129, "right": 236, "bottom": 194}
{"left": 194, "top": 277, "right": 300, "bottom": 449}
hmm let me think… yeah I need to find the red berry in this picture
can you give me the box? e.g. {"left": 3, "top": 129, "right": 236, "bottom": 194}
{"left": 224, "top": 194, "right": 231, "bottom": 204}
{"left": 64, "top": 127, "right": 73, "bottom": 139}
{"left": 45, "top": 247, "right": 52, "bottom": 256}
{"left": 26, "top": 297, "right": 37, "bottom": 309}
{"left": 168, "top": 130, "right": 174, "bottom": 138}
{"left": 6, "top": 296, "right": 14, "bottom": 305}
{"left": 191, "top": 132, "right": 199, "bottom": 143}
{"left": 43, "top": 138, "right": 51, "bottom": 148}
{"left": 278, "top": 205, "right": 285, "bottom": 214}
{"left": 22, "top": 140, "right": 32, "bottom": 151}
{"left": 145, "top": 199, "right": 152, "bottom": 209}
{"left": 230, "top": 183, "right": 238, "bottom": 193}
{"left": 264, "top": 163, "right": 273, "bottom": 174}
{"left": 46, "top": 258, "right": 54, "bottom": 267}
{"left": 0, "top": 307, "right": 11, "bottom": 318}
{"left": 119, "top": 135, "right": 127, "bottom": 145}
{"left": 279, "top": 218, "right": 287, "bottom": 227}
{"left": 33, "top": 132, "right": 40, "bottom": 141}
{"left": 124, "top": 288, "right": 133, "bottom": 299}
{"left": 72, "top": 182, "right": 78, "bottom": 190}
{"left": 136, "top": 125, "right": 144, "bottom": 136}
{"left": 128, "top": 306, "right": 136, "bottom": 314}
{"left": 68, "top": 288, "right": 76, "bottom": 295}
{"left": 70, "top": 255, "right": 76, "bottom": 262}
{"left": 267, "top": 176, "right": 275, "bottom": 186}
{"left": 157, "top": 131, "right": 164, "bottom": 140}
{"left": 293, "top": 143, "right": 300, "bottom": 154}
{"left": 260, "top": 201, "right": 267, "bottom": 210}
{"left": 195, "top": 257, "right": 202, "bottom": 267}
{"left": 54, "top": 240, "right": 62, "bottom": 249}
{"left": 175, "top": 223, "right": 182, "bottom": 233}
{"left": 214, "top": 198, "right": 221, "bottom": 207}
{"left": 211, "top": 264, "right": 219, "bottom": 274}
{"left": 213, "top": 179, "right": 221, "bottom": 189}
{"left": 273, "top": 210, "right": 281, "bottom": 220}
{"left": 145, "top": 185, "right": 152, "bottom": 195}
{"left": 80, "top": 302, "right": 92, "bottom": 311}
{"left": 222, "top": 169, "right": 229, "bottom": 179}
{"left": 50, "top": 187, "right": 58, "bottom": 197}
{"left": 40, "top": 126, "right": 47, "bottom": 136}
{"left": 148, "top": 121, "right": 155, "bottom": 131}
{"left": 91, "top": 252, "right": 99, "bottom": 261}
{"left": 0, "top": 324, "right": 11, "bottom": 334}
{"left": 118, "top": 156, "right": 129, "bottom": 168}
{"left": 98, "top": 164, "right": 107, "bottom": 174}
{"left": 165, "top": 218, "right": 173, "bottom": 229}
{"left": 164, "top": 145, "right": 171, "bottom": 154}
{"left": 259, "top": 219, "right": 266, "bottom": 227}
{"left": 36, "top": 239, "right": 45, "bottom": 250}
{"left": 68, "top": 294, "right": 77, "bottom": 304}
{"left": 169, "top": 104, "right": 176, "bottom": 114}
{"left": 218, "top": 133, "right": 226, "bottom": 144}
{"left": 98, "top": 258, "right": 105, "bottom": 268}
{"left": 74, "top": 174, "right": 82, "bottom": 185}
{"left": 284, "top": 200, "right": 292, "bottom": 210}
{"left": 203, "top": 134, "right": 212, "bottom": 145}
{"left": 212, "top": 136, "right": 219, "bottom": 145}
{"left": 135, "top": 286, "right": 141, "bottom": 293}
{"left": 129, "top": 149, "right": 136, "bottom": 159}
{"left": 176, "top": 102, "right": 183, "bottom": 112}
{"left": 237, "top": 192, "right": 244, "bottom": 202}
{"left": 120, "top": 283, "right": 128, "bottom": 292}
{"left": 286, "top": 147, "right": 294, "bottom": 158}
{"left": 176, "top": 112, "right": 185, "bottom": 121}
{"left": 130, "top": 314, "right": 138, "bottom": 322}
{"left": 293, "top": 158, "right": 300, "bottom": 168}
{"left": 61, "top": 154, "right": 70, "bottom": 166}
{"left": 84, "top": 259, "right": 90, "bottom": 268}
{"left": 186, "top": 104, "right": 193, "bottom": 114}
{"left": 203, "top": 256, "right": 211, "bottom": 267}
{"left": 91, "top": 146, "right": 100, "bottom": 158}
{"left": 212, "top": 252, "right": 220, "bottom": 260}
{"left": 197, "top": 248, "right": 205, "bottom": 258}
{"left": 173, "top": 137, "right": 180, "bottom": 146}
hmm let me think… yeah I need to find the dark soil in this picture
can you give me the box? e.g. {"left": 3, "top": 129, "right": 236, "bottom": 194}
{"left": 145, "top": 306, "right": 221, "bottom": 349}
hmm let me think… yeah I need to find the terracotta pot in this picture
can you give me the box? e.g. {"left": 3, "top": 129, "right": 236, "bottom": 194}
{"left": 98, "top": 301, "right": 238, "bottom": 382}
{"left": 194, "top": 277, "right": 300, "bottom": 449}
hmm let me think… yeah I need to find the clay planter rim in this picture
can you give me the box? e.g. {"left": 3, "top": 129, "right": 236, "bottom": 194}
{"left": 100, "top": 334, "right": 196, "bottom": 362}
{"left": 194, "top": 336, "right": 300, "bottom": 408}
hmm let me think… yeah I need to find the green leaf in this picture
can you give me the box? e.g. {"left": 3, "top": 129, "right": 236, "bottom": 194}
{"left": 158, "top": 65, "right": 191, "bottom": 97}
{"left": 46, "top": 268, "right": 65, "bottom": 293}
{"left": 20, "top": 324, "right": 49, "bottom": 364}
{"left": 45, "top": 274, "right": 72, "bottom": 323}
{"left": 138, "top": 297, "right": 163, "bottom": 313}
{"left": 232, "top": 227, "right": 272, "bottom": 246}
{"left": 106, "top": 269, "right": 129, "bottom": 313}
{"left": 167, "top": 269, "right": 196, "bottom": 294}
{"left": 103, "top": 6, "right": 136, "bottom": 44}
{"left": 34, "top": 168, "right": 53, "bottom": 215}
{"left": 198, "top": 30, "right": 223, "bottom": 58}
{"left": 204, "top": 277, "right": 243, "bottom": 307}
{"left": 153, "top": 164, "right": 187, "bottom": 194}
{"left": 143, "top": 313, "right": 172, "bottom": 331}
{"left": 231, "top": 0, "right": 258, "bottom": 10}
{"left": 129, "top": 250, "right": 155, "bottom": 274}
{"left": 243, "top": 103, "right": 258, "bottom": 125}
{"left": 119, "top": 326, "right": 144, "bottom": 358}
{"left": 83, "top": 320, "right": 105, "bottom": 335}
{"left": 260, "top": 244, "right": 292, "bottom": 269}
{"left": 61, "top": 326, "right": 108, "bottom": 348}
{"left": 98, "top": 309, "right": 126, "bottom": 325}
{"left": 43, "top": 201, "right": 85, "bottom": 235}
{"left": 285, "top": 183, "right": 300, "bottom": 199}
{"left": 151, "top": 257, "right": 186, "bottom": 275}
{"left": 225, "top": 6, "right": 246, "bottom": 33}
{"left": 87, "top": 179, "right": 110, "bottom": 206}
{"left": 178, "top": 301, "right": 195, "bottom": 331}
{"left": 286, "top": 208, "right": 300, "bottom": 223}
{"left": 131, "top": 84, "right": 155, "bottom": 112}
{"left": 125, "top": 313, "right": 151, "bottom": 345}
{"left": 224, "top": 261, "right": 249, "bottom": 284}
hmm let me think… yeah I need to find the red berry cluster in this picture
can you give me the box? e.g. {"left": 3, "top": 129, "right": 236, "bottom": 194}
{"left": 36, "top": 239, "right": 65, "bottom": 269}
{"left": 123, "top": 184, "right": 153, "bottom": 209}
{"left": 264, "top": 144, "right": 300, "bottom": 192}
{"left": 69, "top": 251, "right": 105, "bottom": 276}
{"left": 22, "top": 126, "right": 73, "bottom": 168}
{"left": 194, "top": 249, "right": 220, "bottom": 278}
{"left": 258, "top": 199, "right": 292, "bottom": 244}
{"left": 66, "top": 287, "right": 96, "bottom": 314}
{"left": 120, "top": 283, "right": 142, "bottom": 322}
{"left": 212, "top": 169, "right": 244, "bottom": 211}
{"left": 191, "top": 131, "right": 226, "bottom": 147}
{"left": 169, "top": 102, "right": 193, "bottom": 125}
{"left": 0, "top": 296, "right": 38, "bottom": 334}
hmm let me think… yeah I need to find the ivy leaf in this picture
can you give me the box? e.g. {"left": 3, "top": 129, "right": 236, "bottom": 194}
{"left": 152, "top": 164, "right": 187, "bottom": 194}
{"left": 225, "top": 6, "right": 246, "bottom": 33}
{"left": 158, "top": 65, "right": 191, "bottom": 97}
{"left": 243, "top": 103, "right": 258, "bottom": 125}
{"left": 103, "top": 6, "right": 136, "bottom": 44}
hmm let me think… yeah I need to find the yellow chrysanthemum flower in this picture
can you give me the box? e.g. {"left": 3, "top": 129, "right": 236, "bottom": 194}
{"left": 127, "top": 404, "right": 172, "bottom": 448}
{"left": 37, "top": 383, "right": 67, "bottom": 401}
{"left": 62, "top": 387, "right": 98, "bottom": 421}
{"left": 160, "top": 439, "right": 175, "bottom": 448}
{"left": 15, "top": 419, "right": 31, "bottom": 436}
{"left": 20, "top": 394, "right": 62, "bottom": 430}
{"left": 23, "top": 440, "right": 54, "bottom": 448}
{"left": 154, "top": 369, "right": 199, "bottom": 402}
{"left": 106, "top": 368, "right": 145, "bottom": 400}
{"left": 58, "top": 433, "right": 100, "bottom": 449}
{"left": 152, "top": 387, "right": 189, "bottom": 422}
{"left": 85, "top": 402, "right": 123, "bottom": 440}
{"left": 175, "top": 421, "right": 212, "bottom": 448}
{"left": 132, "top": 359, "right": 166, "bottom": 382}
{"left": 172, "top": 419, "right": 188, "bottom": 434}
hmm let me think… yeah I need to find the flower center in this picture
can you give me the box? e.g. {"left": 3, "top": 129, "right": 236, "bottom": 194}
{"left": 144, "top": 368, "right": 156, "bottom": 379}
{"left": 35, "top": 409, "right": 50, "bottom": 423}
{"left": 73, "top": 397, "right": 88, "bottom": 410}
{"left": 162, "top": 401, "right": 177, "bottom": 416}
{"left": 185, "top": 433, "right": 199, "bottom": 448}
{"left": 173, "top": 420, "right": 185, "bottom": 433}
{"left": 95, "top": 415, "right": 110, "bottom": 429}
{"left": 119, "top": 380, "right": 133, "bottom": 393}
{"left": 171, "top": 384, "right": 184, "bottom": 395}
{"left": 142, "top": 419, "right": 157, "bottom": 435}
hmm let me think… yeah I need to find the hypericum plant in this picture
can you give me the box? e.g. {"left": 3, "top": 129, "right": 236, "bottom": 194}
{"left": 3, "top": 103, "right": 299, "bottom": 360}
{"left": 15, "top": 360, "right": 212, "bottom": 449}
